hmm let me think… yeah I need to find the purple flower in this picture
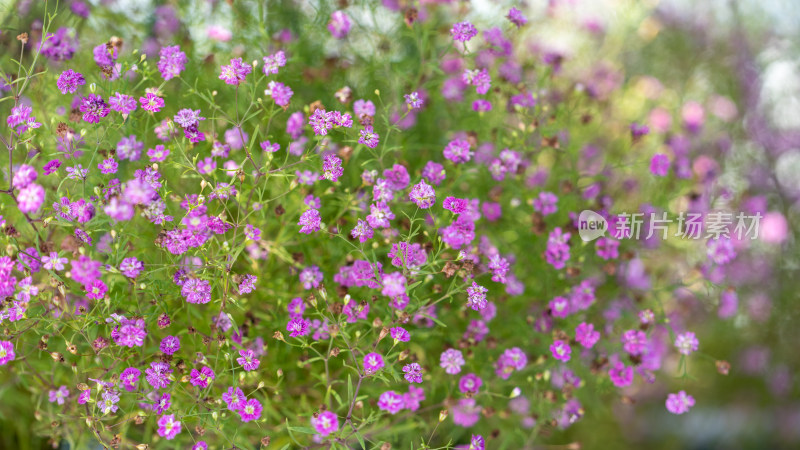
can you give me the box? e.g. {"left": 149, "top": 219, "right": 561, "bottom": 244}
{"left": 43, "top": 159, "right": 62, "bottom": 175}
{"left": 533, "top": 192, "right": 558, "bottom": 216}
{"left": 665, "top": 391, "right": 695, "bottom": 414}
{"left": 404, "top": 91, "right": 423, "bottom": 109}
{"left": 358, "top": 126, "right": 380, "bottom": 148}
{"left": 0, "top": 340, "right": 15, "bottom": 365}
{"left": 237, "top": 349, "right": 260, "bottom": 371}
{"left": 109, "top": 92, "right": 137, "bottom": 114}
{"left": 298, "top": 209, "right": 321, "bottom": 234}
{"left": 181, "top": 278, "right": 212, "bottom": 304}
{"left": 609, "top": 360, "right": 634, "bottom": 387}
{"left": 158, "top": 45, "right": 187, "bottom": 80}
{"left": 452, "top": 398, "right": 481, "bottom": 427}
{"left": 545, "top": 227, "right": 571, "bottom": 270}
{"left": 12, "top": 164, "right": 37, "bottom": 189}
{"left": 422, "top": 161, "right": 446, "bottom": 186}
{"left": 650, "top": 153, "right": 670, "bottom": 176}
{"left": 140, "top": 93, "right": 165, "bottom": 112}
{"left": 238, "top": 274, "right": 257, "bottom": 294}
{"left": 7, "top": 105, "right": 41, "bottom": 134}
{"left": 173, "top": 109, "right": 204, "bottom": 128}
{"left": 219, "top": 58, "right": 252, "bottom": 85}
{"left": 354, "top": 99, "right": 375, "bottom": 117}
{"left": 351, "top": 219, "right": 374, "bottom": 243}
{"left": 409, "top": 180, "right": 436, "bottom": 209}
{"left": 550, "top": 339, "right": 571, "bottom": 362}
{"left": 98, "top": 158, "right": 118, "bottom": 174}
{"left": 328, "top": 11, "right": 352, "bottom": 39}
{"left": 367, "top": 202, "right": 394, "bottom": 229}
{"left": 17, "top": 183, "right": 45, "bottom": 214}
{"left": 39, "top": 28, "right": 78, "bottom": 61}
{"left": 261, "top": 140, "right": 280, "bottom": 152}
{"left": 222, "top": 387, "right": 246, "bottom": 412}
{"left": 463, "top": 68, "right": 491, "bottom": 95}
{"left": 84, "top": 279, "right": 107, "bottom": 299}
{"left": 621, "top": 329, "right": 648, "bottom": 356}
{"left": 157, "top": 414, "right": 181, "bottom": 440}
{"left": 443, "top": 139, "right": 472, "bottom": 164}
{"left": 154, "top": 392, "right": 171, "bottom": 414}
{"left": 239, "top": 398, "right": 262, "bottom": 422}
{"left": 299, "top": 266, "right": 323, "bottom": 289}
{"left": 159, "top": 336, "right": 180, "bottom": 355}
{"left": 120, "top": 367, "right": 141, "bottom": 391}
{"left": 262, "top": 50, "right": 286, "bottom": 75}
{"left": 451, "top": 21, "right": 478, "bottom": 42}
{"left": 507, "top": 7, "right": 528, "bottom": 27}
{"left": 443, "top": 197, "right": 468, "bottom": 214}
{"left": 99, "top": 391, "right": 119, "bottom": 414}
{"left": 189, "top": 366, "right": 215, "bottom": 388}
{"left": 403, "top": 363, "right": 423, "bottom": 383}
{"left": 630, "top": 122, "right": 650, "bottom": 140}
{"left": 48, "top": 385, "right": 69, "bottom": 405}
{"left": 378, "top": 391, "right": 404, "bottom": 414}
{"left": 119, "top": 257, "right": 143, "bottom": 278}
{"left": 266, "top": 81, "right": 293, "bottom": 107}
{"left": 363, "top": 352, "right": 385, "bottom": 374}
{"left": 466, "top": 282, "right": 488, "bottom": 311}
{"left": 674, "top": 331, "right": 699, "bottom": 355}
{"left": 145, "top": 362, "right": 172, "bottom": 389}
{"left": 575, "top": 322, "right": 600, "bottom": 348}
{"left": 56, "top": 69, "right": 85, "bottom": 94}
{"left": 458, "top": 373, "right": 482, "bottom": 394}
{"left": 472, "top": 99, "right": 492, "bottom": 112}
{"left": 440, "top": 348, "right": 465, "bottom": 375}
{"left": 322, "top": 154, "right": 344, "bottom": 182}
{"left": 287, "top": 317, "right": 310, "bottom": 337}
{"left": 311, "top": 410, "right": 339, "bottom": 436}
{"left": 80, "top": 94, "right": 110, "bottom": 123}
{"left": 390, "top": 327, "right": 410, "bottom": 342}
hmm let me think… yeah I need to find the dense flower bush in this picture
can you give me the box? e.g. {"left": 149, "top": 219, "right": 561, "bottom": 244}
{"left": 0, "top": 0, "right": 797, "bottom": 449}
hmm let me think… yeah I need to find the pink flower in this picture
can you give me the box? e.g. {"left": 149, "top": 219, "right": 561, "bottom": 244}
{"left": 550, "top": 339, "right": 571, "bottom": 362}
{"left": 674, "top": 331, "right": 699, "bottom": 355}
{"left": 157, "top": 414, "right": 181, "bottom": 440}
{"left": 328, "top": 11, "right": 351, "bottom": 39}
{"left": 0, "top": 341, "right": 15, "bottom": 365}
{"left": 238, "top": 398, "right": 262, "bottom": 422}
{"left": 575, "top": 322, "right": 600, "bottom": 348}
{"left": 409, "top": 180, "right": 436, "bottom": 209}
{"left": 237, "top": 349, "right": 260, "bottom": 371}
{"left": 440, "top": 348, "right": 465, "bottom": 375}
{"left": 189, "top": 366, "right": 215, "bottom": 388}
{"left": 298, "top": 209, "right": 321, "bottom": 234}
{"left": 665, "top": 391, "right": 695, "bottom": 415}
{"left": 363, "top": 352, "right": 385, "bottom": 374}
{"left": 139, "top": 93, "right": 165, "bottom": 112}
{"left": 84, "top": 279, "right": 107, "bottom": 299}
{"left": 650, "top": 153, "right": 670, "bottom": 176}
{"left": 458, "top": 373, "right": 482, "bottom": 394}
{"left": 608, "top": 361, "right": 633, "bottom": 387}
{"left": 311, "top": 410, "right": 339, "bottom": 436}
{"left": 219, "top": 58, "right": 252, "bottom": 85}
{"left": 287, "top": 317, "right": 310, "bottom": 337}
{"left": 403, "top": 363, "right": 423, "bottom": 383}
{"left": 377, "top": 391, "right": 404, "bottom": 414}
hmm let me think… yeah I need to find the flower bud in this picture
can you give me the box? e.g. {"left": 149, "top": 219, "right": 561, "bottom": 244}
{"left": 378, "top": 327, "right": 390, "bottom": 342}
{"left": 439, "top": 409, "right": 448, "bottom": 422}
